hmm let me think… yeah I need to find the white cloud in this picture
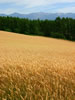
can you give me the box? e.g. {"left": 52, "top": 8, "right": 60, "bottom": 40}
{"left": 0, "top": 9, "right": 14, "bottom": 14}
{"left": 0, "top": 0, "right": 75, "bottom": 8}
{"left": 0, "top": 0, "right": 75, "bottom": 14}
{"left": 58, "top": 6, "right": 75, "bottom": 13}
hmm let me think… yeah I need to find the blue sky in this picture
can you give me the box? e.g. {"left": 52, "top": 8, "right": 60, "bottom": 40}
{"left": 0, "top": 0, "right": 75, "bottom": 14}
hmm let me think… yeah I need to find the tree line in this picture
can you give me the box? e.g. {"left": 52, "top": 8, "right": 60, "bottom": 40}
{"left": 0, "top": 16, "right": 75, "bottom": 41}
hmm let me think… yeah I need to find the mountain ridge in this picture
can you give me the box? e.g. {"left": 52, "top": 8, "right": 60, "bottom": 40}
{"left": 0, "top": 12, "right": 75, "bottom": 20}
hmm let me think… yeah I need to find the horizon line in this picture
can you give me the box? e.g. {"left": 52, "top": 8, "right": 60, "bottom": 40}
{"left": 0, "top": 12, "right": 75, "bottom": 15}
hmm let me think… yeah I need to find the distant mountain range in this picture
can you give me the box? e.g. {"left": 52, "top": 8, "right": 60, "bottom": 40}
{"left": 0, "top": 12, "right": 75, "bottom": 20}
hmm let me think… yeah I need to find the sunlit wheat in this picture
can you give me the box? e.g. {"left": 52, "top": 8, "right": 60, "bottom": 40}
{"left": 0, "top": 31, "right": 75, "bottom": 100}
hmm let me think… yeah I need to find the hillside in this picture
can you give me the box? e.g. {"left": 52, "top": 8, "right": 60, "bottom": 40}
{"left": 0, "top": 31, "right": 75, "bottom": 100}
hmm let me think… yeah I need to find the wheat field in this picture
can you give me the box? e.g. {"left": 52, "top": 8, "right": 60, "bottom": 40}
{"left": 0, "top": 31, "right": 75, "bottom": 100}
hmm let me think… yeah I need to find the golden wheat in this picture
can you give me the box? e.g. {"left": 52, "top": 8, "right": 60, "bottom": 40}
{"left": 0, "top": 31, "right": 75, "bottom": 100}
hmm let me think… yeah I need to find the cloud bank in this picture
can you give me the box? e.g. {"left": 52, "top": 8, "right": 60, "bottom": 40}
{"left": 0, "top": 0, "right": 75, "bottom": 14}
